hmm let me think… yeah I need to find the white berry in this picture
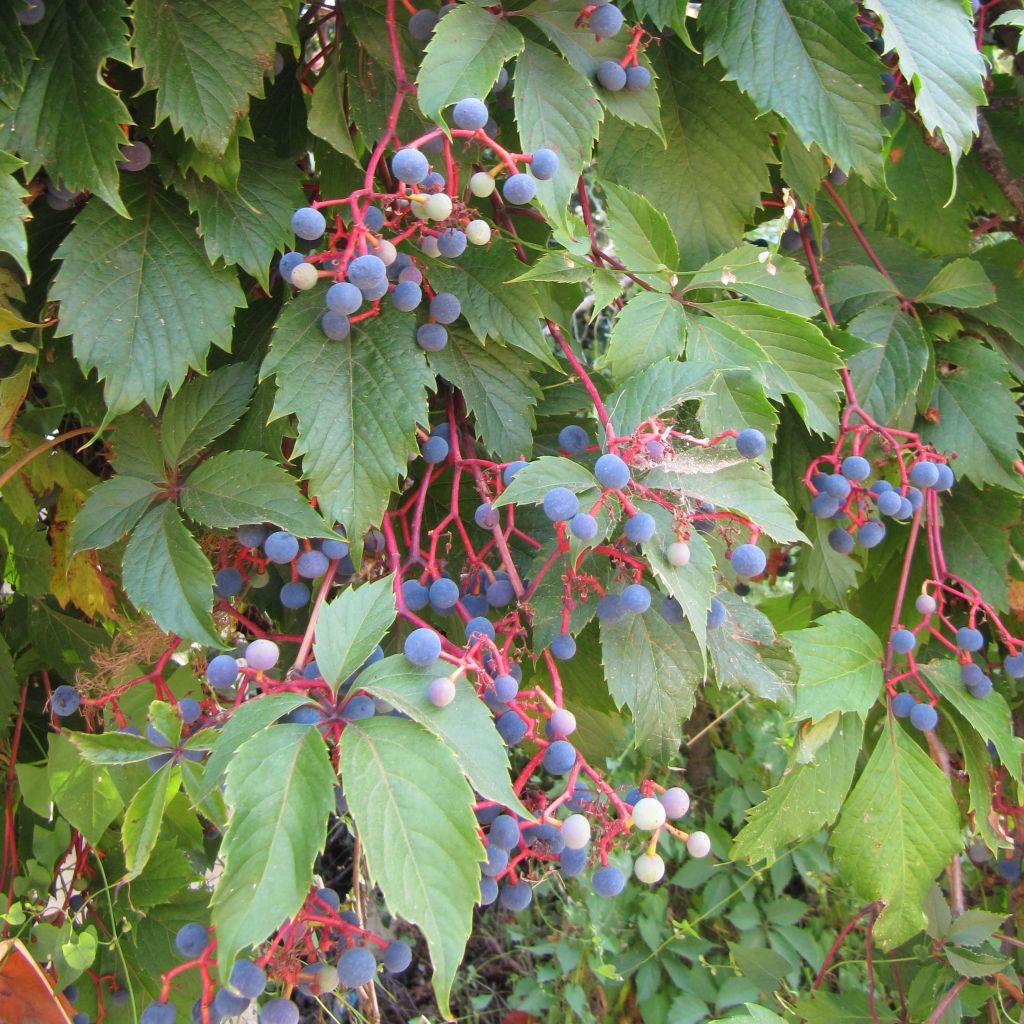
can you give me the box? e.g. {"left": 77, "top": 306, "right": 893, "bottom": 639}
{"left": 667, "top": 541, "right": 691, "bottom": 567}
{"left": 561, "top": 814, "right": 591, "bottom": 849}
{"left": 631, "top": 797, "right": 666, "bottom": 832}
{"left": 470, "top": 171, "right": 496, "bottom": 198}
{"left": 424, "top": 193, "right": 453, "bottom": 221}
{"left": 660, "top": 787, "right": 690, "bottom": 819}
{"left": 289, "top": 262, "right": 319, "bottom": 290}
{"left": 686, "top": 831, "right": 711, "bottom": 858}
{"left": 634, "top": 852, "right": 665, "bottom": 884}
{"left": 466, "top": 219, "right": 492, "bottom": 245}
{"left": 375, "top": 239, "right": 397, "bottom": 265}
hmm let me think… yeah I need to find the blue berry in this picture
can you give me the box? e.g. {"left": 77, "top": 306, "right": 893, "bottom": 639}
{"left": 278, "top": 252, "right": 304, "bottom": 281}
{"left": 206, "top": 654, "right": 238, "bottom": 690}
{"left": 503, "top": 460, "right": 526, "bottom": 484}
{"left": 559, "top": 846, "right": 588, "bottom": 877}
{"left": 291, "top": 207, "right": 326, "bottom": 240}
{"left": 321, "top": 538, "right": 349, "bottom": 560}
{"left": 543, "top": 486, "right": 579, "bottom": 522}
{"left": 465, "top": 616, "right": 496, "bottom": 641}
{"left": 625, "top": 65, "right": 651, "bottom": 89}
{"left": 500, "top": 881, "right": 533, "bottom": 911}
{"left": 523, "top": 822, "right": 565, "bottom": 855}
{"left": 487, "top": 579, "right": 515, "bottom": 606}
{"left": 589, "top": 3, "right": 623, "bottom": 35}
{"left": 558, "top": 424, "right": 589, "bottom": 453}
{"left": 543, "top": 740, "right": 576, "bottom": 774}
{"left": 264, "top": 530, "right": 299, "bottom": 563}
{"left": 321, "top": 311, "right": 350, "bottom": 340}
{"left": 391, "top": 147, "right": 429, "bottom": 184}
{"left": 620, "top": 584, "right": 651, "bottom": 614}
{"left": 496, "top": 710, "right": 528, "bottom": 745}
{"left": 347, "top": 254, "right": 387, "bottom": 288}
{"left": 594, "top": 453, "right": 630, "bottom": 489}
{"left": 326, "top": 281, "right": 362, "bottom": 314}
{"left": 140, "top": 1004, "right": 177, "bottom": 1024}
{"left": 429, "top": 577, "right": 460, "bottom": 610}
{"left": 342, "top": 695, "right": 376, "bottom": 720}
{"left": 438, "top": 228, "right": 467, "bottom": 258}
{"left": 338, "top": 946, "right": 377, "bottom": 988}
{"left": 404, "top": 628, "right": 441, "bottom": 665}
{"left": 175, "top": 922, "right": 208, "bottom": 958}
{"left": 823, "top": 474, "right": 852, "bottom": 500}
{"left": 551, "top": 633, "right": 576, "bottom": 660}
{"left": 529, "top": 148, "right": 559, "bottom": 180}
{"left": 1004, "top": 653, "right": 1024, "bottom": 678}
{"left": 910, "top": 461, "right": 939, "bottom": 488}
{"left": 280, "top": 581, "right": 311, "bottom": 608}
{"left": 597, "top": 593, "right": 625, "bottom": 622}
{"left": 597, "top": 60, "right": 626, "bottom": 90}
{"left": 962, "top": 662, "right": 986, "bottom": 686}
{"left": 429, "top": 291, "right": 461, "bottom": 324}
{"left": 731, "top": 544, "right": 766, "bottom": 578}
{"left": 391, "top": 280, "right": 422, "bottom": 311}
{"left": 259, "top": 998, "right": 299, "bottom": 1024}
{"left": 363, "top": 206, "right": 385, "bottom": 232}
{"left": 570, "top": 512, "right": 598, "bottom": 540}
{"left": 480, "top": 844, "right": 508, "bottom": 877}
{"left": 876, "top": 490, "right": 902, "bottom": 516}
{"left": 214, "top": 567, "right": 243, "bottom": 597}
{"left": 909, "top": 703, "right": 938, "bottom": 732}
{"left": 735, "top": 428, "right": 766, "bottom": 458}
{"left": 660, "top": 596, "right": 684, "bottom": 623}
{"left": 479, "top": 876, "right": 499, "bottom": 905}
{"left": 383, "top": 940, "right": 412, "bottom": 973}
{"left": 229, "top": 960, "right": 267, "bottom": 999}
{"left": 236, "top": 524, "right": 267, "bottom": 548}
{"left": 811, "top": 492, "right": 840, "bottom": 518}
{"left": 956, "top": 627, "right": 984, "bottom": 652}
{"left": 502, "top": 174, "right": 537, "bottom": 205}
{"left": 453, "top": 97, "right": 489, "bottom": 130}
{"left": 417, "top": 323, "right": 448, "bottom": 351}
{"left": 297, "top": 550, "right": 329, "bottom": 579}
{"left": 707, "top": 598, "right": 727, "bottom": 630}
{"left": 892, "top": 692, "right": 916, "bottom": 717}
{"left": 968, "top": 675, "right": 993, "bottom": 698}
{"left": 934, "top": 464, "right": 955, "bottom": 490}
{"left": 490, "top": 815, "right": 520, "bottom": 849}
{"left": 906, "top": 487, "right": 924, "bottom": 510}
{"left": 624, "top": 512, "right": 655, "bottom": 543}
{"left": 178, "top": 698, "right": 202, "bottom": 724}
{"left": 894, "top": 497, "right": 914, "bottom": 520}
{"left": 857, "top": 520, "right": 886, "bottom": 548}
{"left": 474, "top": 502, "right": 499, "bottom": 529}
{"left": 890, "top": 628, "right": 916, "bottom": 654}
{"left": 840, "top": 455, "right": 871, "bottom": 480}
{"left": 421, "top": 435, "right": 449, "bottom": 463}
{"left": 828, "top": 528, "right": 855, "bottom": 554}
{"left": 869, "top": 480, "right": 893, "bottom": 495}
{"left": 592, "top": 865, "right": 626, "bottom": 897}
{"left": 493, "top": 673, "right": 519, "bottom": 701}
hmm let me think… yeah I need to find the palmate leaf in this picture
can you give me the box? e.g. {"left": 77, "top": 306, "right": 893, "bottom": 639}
{"left": 340, "top": 716, "right": 483, "bottom": 1017}
{"left": 700, "top": 0, "right": 886, "bottom": 184}
{"left": 52, "top": 175, "right": 246, "bottom": 418}
{"left": 600, "top": 43, "right": 772, "bottom": 267}
{"left": 862, "top": 0, "right": 986, "bottom": 163}
{"left": 8, "top": 0, "right": 132, "bottom": 215}
{"left": 0, "top": 152, "right": 30, "bottom": 276}
{"left": 606, "top": 359, "right": 717, "bottom": 437}
{"left": 600, "top": 291, "right": 687, "bottom": 385}
{"left": 131, "top": 0, "right": 293, "bottom": 156}
{"left": 262, "top": 290, "right": 433, "bottom": 540}
{"left": 71, "top": 476, "right": 163, "bottom": 553}
{"left": 213, "top": 724, "right": 335, "bottom": 977}
{"left": 831, "top": 722, "right": 961, "bottom": 948}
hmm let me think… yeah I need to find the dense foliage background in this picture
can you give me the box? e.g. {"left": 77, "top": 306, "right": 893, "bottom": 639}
{"left": 1, "top": 0, "right": 1023, "bottom": 1022}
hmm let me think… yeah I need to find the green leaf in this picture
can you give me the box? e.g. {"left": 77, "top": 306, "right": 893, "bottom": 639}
{"left": 122, "top": 764, "right": 178, "bottom": 881}
{"left": 357, "top": 655, "right": 528, "bottom": 815}
{"left": 945, "top": 946, "right": 1010, "bottom": 979}
{"left": 0, "top": 152, "right": 30, "bottom": 276}
{"left": 213, "top": 725, "right": 335, "bottom": 973}
{"left": 646, "top": 449, "right": 807, "bottom": 545}
{"left": 263, "top": 291, "right": 433, "bottom": 537}
{"left": 921, "top": 660, "right": 1023, "bottom": 786}
{"left": 699, "top": 369, "right": 780, "bottom": 454}
{"left": 788, "top": 611, "right": 883, "bottom": 721}
{"left": 707, "top": 593, "right": 798, "bottom": 705}
{"left": 69, "top": 731, "right": 163, "bottom": 765}
{"left": 711, "top": 1005, "right": 788, "bottom": 1024}
{"left": 684, "top": 244, "right": 820, "bottom": 318}
{"left": 160, "top": 363, "right": 257, "bottom": 467}
{"left": 732, "top": 712, "right": 861, "bottom": 864}
{"left": 416, "top": 3, "right": 524, "bottom": 123}
{"left": 704, "top": 301, "right": 844, "bottom": 435}
{"left": 599, "top": 43, "right": 772, "bottom": 266}
{"left": 8, "top": 0, "right": 131, "bottom": 215}
{"left": 844, "top": 302, "right": 929, "bottom": 425}
{"left": 513, "top": 41, "right": 602, "bottom": 226}
{"left": 729, "top": 944, "right": 792, "bottom": 993}
{"left": 427, "top": 328, "right": 541, "bottom": 460}
{"left": 179, "top": 450, "right": 331, "bottom": 537}
{"left": 47, "top": 733, "right": 123, "bottom": 845}
{"left": 0, "top": 636, "right": 16, "bottom": 742}
{"left": 131, "top": 0, "right": 292, "bottom": 156}
{"left": 507, "top": 250, "right": 592, "bottom": 285}
{"left": 940, "top": 481, "right": 1018, "bottom": 614}
{"left": 491, "top": 455, "right": 598, "bottom": 510}
{"left": 71, "top": 476, "right": 163, "bottom": 553}
{"left": 313, "top": 575, "right": 397, "bottom": 693}
{"left": 824, "top": 265, "right": 901, "bottom": 321}
{"left": 340, "top": 716, "right": 483, "bottom": 1016}
{"left": 946, "top": 908, "right": 1007, "bottom": 948}
{"left": 601, "top": 181, "right": 679, "bottom": 273}
{"left": 636, "top": 502, "right": 716, "bottom": 664}
{"left": 606, "top": 359, "right": 717, "bottom": 438}
{"left": 197, "top": 693, "right": 312, "bottom": 802}
{"left": 307, "top": 52, "right": 358, "bottom": 162}
{"left": 920, "top": 339, "right": 1022, "bottom": 491}
{"left": 918, "top": 258, "right": 996, "bottom": 309}
{"left": 0, "top": 9, "right": 32, "bottom": 111}
{"left": 600, "top": 292, "right": 687, "bottom": 385}
{"left": 700, "top": 0, "right": 885, "bottom": 184}
{"left": 122, "top": 503, "right": 221, "bottom": 648}
{"left": 52, "top": 174, "right": 246, "bottom": 418}
{"left": 427, "top": 240, "right": 557, "bottom": 368}
{"left": 599, "top": 606, "right": 705, "bottom": 759}
{"left": 179, "top": 141, "right": 306, "bottom": 289}
{"left": 948, "top": 711, "right": 1006, "bottom": 853}
{"left": 112, "top": 413, "right": 167, "bottom": 481}
{"left": 831, "top": 723, "right": 962, "bottom": 948}
{"left": 863, "top": 0, "right": 986, "bottom": 162}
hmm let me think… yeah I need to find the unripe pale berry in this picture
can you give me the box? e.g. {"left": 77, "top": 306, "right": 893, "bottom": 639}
{"left": 375, "top": 239, "right": 397, "bottom": 265}
{"left": 470, "top": 171, "right": 496, "bottom": 197}
{"left": 687, "top": 831, "right": 711, "bottom": 858}
{"left": 466, "top": 219, "right": 491, "bottom": 245}
{"left": 428, "top": 676, "right": 456, "bottom": 708}
{"left": 561, "top": 814, "right": 591, "bottom": 849}
{"left": 667, "top": 541, "right": 691, "bottom": 567}
{"left": 634, "top": 852, "right": 665, "bottom": 884}
{"left": 424, "top": 193, "right": 453, "bottom": 220}
{"left": 289, "top": 262, "right": 319, "bottom": 290}
{"left": 631, "top": 797, "right": 666, "bottom": 831}
{"left": 660, "top": 787, "right": 690, "bottom": 819}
